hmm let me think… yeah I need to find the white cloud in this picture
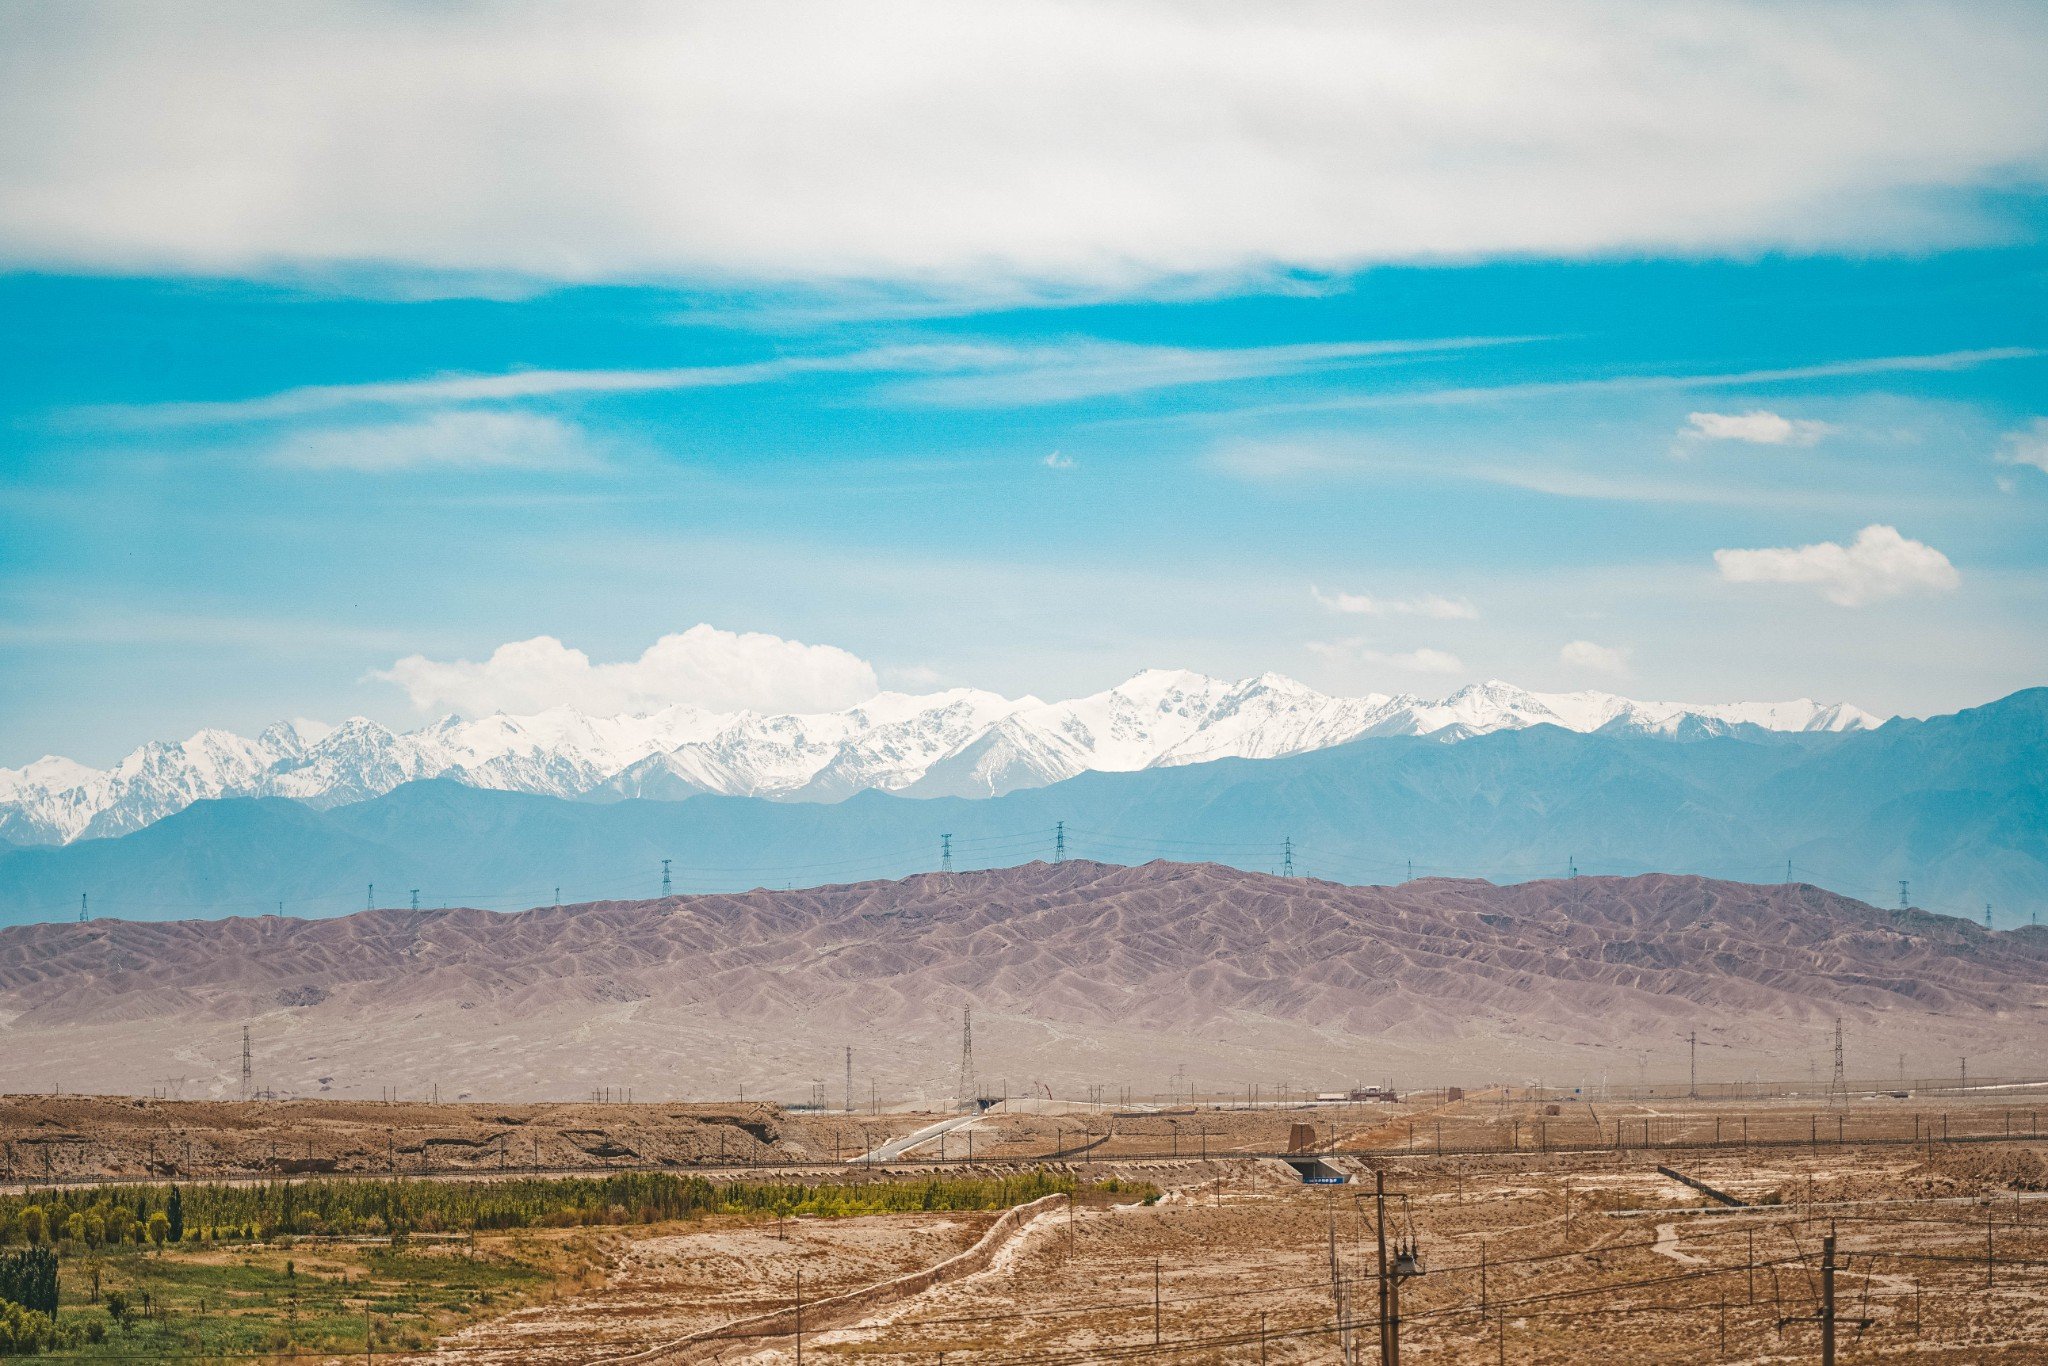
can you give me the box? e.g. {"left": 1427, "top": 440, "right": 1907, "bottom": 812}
{"left": 1713, "top": 524, "right": 1960, "bottom": 607}
{"left": 883, "top": 663, "right": 947, "bottom": 689}
{"left": 1996, "top": 417, "right": 2048, "bottom": 473}
{"left": 883, "top": 336, "right": 1535, "bottom": 407}
{"left": 83, "top": 336, "right": 1515, "bottom": 429}
{"left": 1201, "top": 348, "right": 2039, "bottom": 423}
{"left": 1383, "top": 647, "right": 1466, "bottom": 675}
{"left": 3, "top": 5, "right": 2045, "bottom": 291}
{"left": 1311, "top": 586, "right": 1477, "bottom": 620}
{"left": 1042, "top": 451, "right": 1076, "bottom": 469}
{"left": 1306, "top": 639, "right": 1466, "bottom": 675}
{"left": 1682, "top": 410, "right": 1835, "bottom": 446}
{"left": 271, "top": 410, "right": 602, "bottom": 472}
{"left": 1558, "top": 639, "right": 1633, "bottom": 677}
{"left": 373, "top": 626, "right": 881, "bottom": 716}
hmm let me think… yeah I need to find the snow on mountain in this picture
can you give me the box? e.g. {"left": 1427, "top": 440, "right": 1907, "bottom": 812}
{"left": 0, "top": 674, "right": 1880, "bottom": 845}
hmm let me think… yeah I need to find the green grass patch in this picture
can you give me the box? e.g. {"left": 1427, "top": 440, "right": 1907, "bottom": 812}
{"left": 0, "top": 1172, "right": 1153, "bottom": 1357}
{"left": 42, "top": 1238, "right": 560, "bottom": 1359}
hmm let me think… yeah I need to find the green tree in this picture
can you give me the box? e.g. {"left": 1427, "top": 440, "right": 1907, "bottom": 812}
{"left": 165, "top": 1185, "right": 184, "bottom": 1243}
{"left": 146, "top": 1212, "right": 169, "bottom": 1248}
{"left": 17, "top": 1210, "right": 42, "bottom": 1249}
{"left": 0, "top": 1248, "right": 58, "bottom": 1316}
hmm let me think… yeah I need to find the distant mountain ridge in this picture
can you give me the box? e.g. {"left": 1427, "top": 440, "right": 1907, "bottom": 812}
{"left": 0, "top": 670, "right": 1877, "bottom": 845}
{"left": 5, "top": 686, "right": 2037, "bottom": 931}
{"left": 0, "top": 862, "right": 2041, "bottom": 1098}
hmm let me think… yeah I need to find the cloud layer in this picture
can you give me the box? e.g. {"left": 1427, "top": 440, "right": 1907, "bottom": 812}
{"left": 1997, "top": 417, "right": 2048, "bottom": 473}
{"left": 1559, "top": 639, "right": 1633, "bottom": 677}
{"left": 85, "top": 337, "right": 1513, "bottom": 429}
{"left": 272, "top": 411, "right": 601, "bottom": 472}
{"left": 1311, "top": 586, "right": 1477, "bottom": 620}
{"left": 375, "top": 627, "right": 882, "bottom": 717}
{"left": 1682, "top": 410, "right": 1835, "bottom": 446}
{"left": 4, "top": 3, "right": 2046, "bottom": 290}
{"left": 1714, "top": 524, "right": 1961, "bottom": 606}
{"left": 1306, "top": 639, "right": 1466, "bottom": 676}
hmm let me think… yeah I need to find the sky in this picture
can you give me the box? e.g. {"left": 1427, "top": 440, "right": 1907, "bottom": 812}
{"left": 3, "top": 1, "right": 2048, "bottom": 767}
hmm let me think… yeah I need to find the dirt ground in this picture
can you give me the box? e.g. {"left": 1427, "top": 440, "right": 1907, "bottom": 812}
{"left": 14, "top": 1090, "right": 2048, "bottom": 1361}
{"left": 429, "top": 1211, "right": 998, "bottom": 1363}
{"left": 433, "top": 1091, "right": 2048, "bottom": 1364}
{"left": 0, "top": 1095, "right": 948, "bottom": 1184}
{"left": 0, "top": 1093, "right": 1402, "bottom": 1184}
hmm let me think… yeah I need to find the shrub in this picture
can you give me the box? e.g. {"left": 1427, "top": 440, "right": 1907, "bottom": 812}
{"left": 0, "top": 1299, "right": 61, "bottom": 1355}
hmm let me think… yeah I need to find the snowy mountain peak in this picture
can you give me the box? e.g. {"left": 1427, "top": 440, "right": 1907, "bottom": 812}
{"left": 0, "top": 674, "right": 1881, "bottom": 846}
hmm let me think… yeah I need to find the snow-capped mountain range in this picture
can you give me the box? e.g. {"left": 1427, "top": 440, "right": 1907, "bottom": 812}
{"left": 0, "top": 671, "right": 1879, "bottom": 846}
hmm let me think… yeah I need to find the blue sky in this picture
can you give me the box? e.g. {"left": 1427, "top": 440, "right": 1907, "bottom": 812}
{"left": 3, "top": 3, "right": 2047, "bottom": 766}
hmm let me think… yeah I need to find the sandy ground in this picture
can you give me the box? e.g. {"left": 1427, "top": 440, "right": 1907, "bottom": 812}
{"left": 14, "top": 1090, "right": 2048, "bottom": 1360}
{"left": 0, "top": 1093, "right": 1408, "bottom": 1184}
{"left": 0, "top": 1095, "right": 952, "bottom": 1184}
{"left": 421, "top": 1091, "right": 2048, "bottom": 1363}
{"left": 429, "top": 1212, "right": 995, "bottom": 1363}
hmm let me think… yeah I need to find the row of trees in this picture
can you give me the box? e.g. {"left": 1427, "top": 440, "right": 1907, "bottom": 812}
{"left": 4, "top": 1189, "right": 178, "bottom": 1251}
{"left": 0, "top": 1171, "right": 1091, "bottom": 1246}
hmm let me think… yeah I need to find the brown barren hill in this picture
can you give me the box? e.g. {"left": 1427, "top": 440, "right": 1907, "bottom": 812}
{"left": 0, "top": 861, "right": 2042, "bottom": 1100}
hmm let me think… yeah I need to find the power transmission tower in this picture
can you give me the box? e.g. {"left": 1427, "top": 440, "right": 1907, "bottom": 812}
{"left": 1282, "top": 837, "right": 1295, "bottom": 878}
{"left": 1826, "top": 1018, "right": 1848, "bottom": 1109}
{"left": 1687, "top": 1030, "right": 1698, "bottom": 1100}
{"left": 940, "top": 834, "right": 953, "bottom": 874}
{"left": 240, "top": 1025, "right": 252, "bottom": 1101}
{"left": 1785, "top": 858, "right": 1793, "bottom": 883}
{"left": 78, "top": 893, "right": 88, "bottom": 923}
{"left": 1985, "top": 904, "right": 1993, "bottom": 930}
{"left": 553, "top": 886, "right": 560, "bottom": 908}
{"left": 367, "top": 884, "right": 374, "bottom": 911}
{"left": 845, "top": 1046, "right": 853, "bottom": 1114}
{"left": 410, "top": 889, "right": 419, "bottom": 912}
{"left": 1568, "top": 855, "right": 1578, "bottom": 878}
{"left": 1053, "top": 821, "right": 1065, "bottom": 863}
{"left": 1898, "top": 880, "right": 1909, "bottom": 911}
{"left": 957, "top": 1005, "right": 975, "bottom": 1110}
{"left": 661, "top": 859, "right": 672, "bottom": 897}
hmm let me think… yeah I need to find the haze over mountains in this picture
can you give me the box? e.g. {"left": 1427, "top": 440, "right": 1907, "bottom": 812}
{"left": 1, "top": 686, "right": 2039, "bottom": 930}
{"left": 0, "top": 862, "right": 2040, "bottom": 1101}
{"left": 0, "top": 670, "right": 1878, "bottom": 846}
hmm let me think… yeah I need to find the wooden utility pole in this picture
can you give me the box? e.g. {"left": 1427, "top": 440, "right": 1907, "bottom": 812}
{"left": 1387, "top": 1248, "right": 1403, "bottom": 1366}
{"left": 1375, "top": 1169, "right": 1394, "bottom": 1366}
{"left": 1820, "top": 1233, "right": 1836, "bottom": 1366}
